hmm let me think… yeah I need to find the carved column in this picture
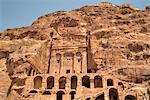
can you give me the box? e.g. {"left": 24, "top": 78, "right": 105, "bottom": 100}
{"left": 49, "top": 51, "right": 54, "bottom": 74}
{"left": 61, "top": 53, "right": 64, "bottom": 74}
{"left": 66, "top": 76, "right": 70, "bottom": 91}
{"left": 73, "top": 51, "right": 77, "bottom": 73}
{"left": 72, "top": 53, "right": 75, "bottom": 73}
{"left": 42, "top": 76, "right": 47, "bottom": 90}
{"left": 82, "top": 51, "right": 87, "bottom": 73}
{"left": 54, "top": 76, "right": 59, "bottom": 90}
{"left": 63, "top": 93, "right": 70, "bottom": 100}
{"left": 51, "top": 91, "right": 57, "bottom": 100}
{"left": 90, "top": 75, "right": 94, "bottom": 89}
{"left": 77, "top": 75, "right": 83, "bottom": 98}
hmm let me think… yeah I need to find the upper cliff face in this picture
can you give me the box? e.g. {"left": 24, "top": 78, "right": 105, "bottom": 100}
{"left": 1, "top": 2, "right": 150, "bottom": 40}
{"left": 0, "top": 2, "right": 150, "bottom": 99}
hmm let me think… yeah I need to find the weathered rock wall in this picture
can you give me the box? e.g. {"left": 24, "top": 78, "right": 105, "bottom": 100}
{"left": 0, "top": 2, "right": 150, "bottom": 99}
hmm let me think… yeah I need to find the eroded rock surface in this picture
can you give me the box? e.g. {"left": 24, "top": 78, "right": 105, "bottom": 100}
{"left": 0, "top": 2, "right": 150, "bottom": 100}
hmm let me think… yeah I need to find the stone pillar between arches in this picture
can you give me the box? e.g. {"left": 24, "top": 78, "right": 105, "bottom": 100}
{"left": 63, "top": 93, "right": 70, "bottom": 100}
{"left": 51, "top": 91, "right": 56, "bottom": 100}
{"left": 104, "top": 90, "right": 109, "bottom": 100}
{"left": 82, "top": 51, "right": 87, "bottom": 73}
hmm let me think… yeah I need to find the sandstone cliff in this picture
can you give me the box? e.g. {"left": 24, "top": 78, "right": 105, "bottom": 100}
{"left": 0, "top": 2, "right": 150, "bottom": 99}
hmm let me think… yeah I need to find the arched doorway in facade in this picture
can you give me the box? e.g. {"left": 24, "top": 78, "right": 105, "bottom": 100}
{"left": 70, "top": 91, "right": 76, "bottom": 100}
{"left": 95, "top": 93, "right": 104, "bottom": 100}
{"left": 86, "top": 98, "right": 91, "bottom": 100}
{"left": 57, "top": 91, "right": 65, "bottom": 100}
{"left": 82, "top": 76, "right": 90, "bottom": 88}
{"left": 125, "top": 95, "right": 136, "bottom": 100}
{"left": 47, "top": 76, "right": 54, "bottom": 89}
{"left": 34, "top": 76, "right": 42, "bottom": 89}
{"left": 42, "top": 91, "right": 51, "bottom": 95}
{"left": 71, "top": 76, "right": 77, "bottom": 89}
{"left": 94, "top": 75, "right": 103, "bottom": 88}
{"left": 109, "top": 88, "right": 118, "bottom": 100}
{"left": 59, "top": 77, "right": 66, "bottom": 89}
{"left": 29, "top": 90, "right": 38, "bottom": 96}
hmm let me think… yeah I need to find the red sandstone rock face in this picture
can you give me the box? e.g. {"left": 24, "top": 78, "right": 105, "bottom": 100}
{"left": 0, "top": 2, "right": 150, "bottom": 100}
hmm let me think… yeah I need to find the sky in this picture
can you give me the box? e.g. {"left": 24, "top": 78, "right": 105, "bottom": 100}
{"left": 0, "top": 0, "right": 150, "bottom": 32}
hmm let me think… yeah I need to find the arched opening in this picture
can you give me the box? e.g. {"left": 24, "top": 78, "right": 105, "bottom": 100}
{"left": 29, "top": 90, "right": 38, "bottom": 96}
{"left": 125, "top": 95, "right": 136, "bottom": 100}
{"left": 57, "top": 91, "right": 65, "bottom": 100}
{"left": 34, "top": 76, "right": 42, "bottom": 89}
{"left": 71, "top": 76, "right": 77, "bottom": 89}
{"left": 29, "top": 90, "right": 38, "bottom": 93}
{"left": 59, "top": 77, "right": 66, "bottom": 89}
{"left": 94, "top": 76, "right": 103, "bottom": 88}
{"left": 70, "top": 91, "right": 76, "bottom": 100}
{"left": 64, "top": 52, "right": 74, "bottom": 73}
{"left": 47, "top": 76, "right": 54, "bottom": 89}
{"left": 76, "top": 52, "right": 82, "bottom": 73}
{"left": 118, "top": 82, "right": 124, "bottom": 90}
{"left": 42, "top": 91, "right": 51, "bottom": 95}
{"left": 82, "top": 76, "right": 90, "bottom": 88}
{"left": 109, "top": 88, "right": 118, "bottom": 100}
{"left": 118, "top": 82, "right": 123, "bottom": 85}
{"left": 56, "top": 53, "right": 61, "bottom": 73}
{"left": 107, "top": 79, "right": 113, "bottom": 86}
{"left": 86, "top": 98, "right": 91, "bottom": 100}
{"left": 95, "top": 93, "right": 104, "bottom": 100}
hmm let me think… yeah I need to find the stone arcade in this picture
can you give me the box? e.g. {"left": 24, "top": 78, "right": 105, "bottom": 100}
{"left": 1, "top": 2, "right": 150, "bottom": 100}
{"left": 18, "top": 31, "right": 149, "bottom": 100}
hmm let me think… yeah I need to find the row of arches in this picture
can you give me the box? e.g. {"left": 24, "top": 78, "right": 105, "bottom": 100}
{"left": 125, "top": 95, "right": 136, "bottom": 100}
{"left": 56, "top": 91, "right": 76, "bottom": 100}
{"left": 86, "top": 88, "right": 136, "bottom": 100}
{"left": 29, "top": 90, "right": 76, "bottom": 100}
{"left": 34, "top": 75, "right": 114, "bottom": 89}
{"left": 29, "top": 88, "right": 136, "bottom": 100}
